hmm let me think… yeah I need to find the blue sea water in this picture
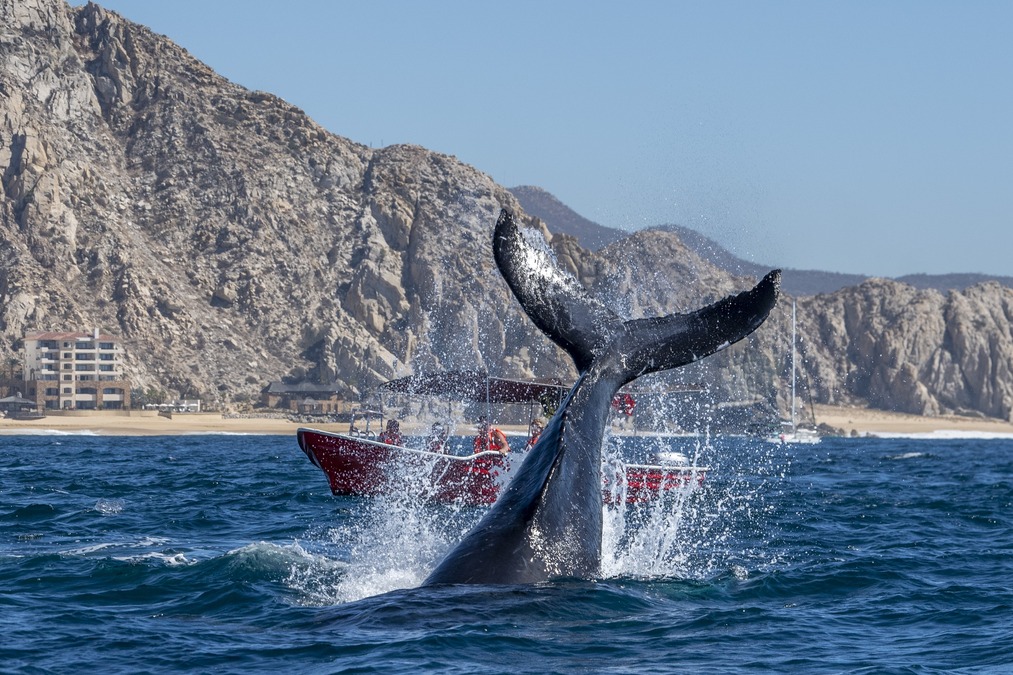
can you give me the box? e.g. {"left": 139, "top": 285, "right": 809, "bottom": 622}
{"left": 1, "top": 431, "right": 1011, "bottom": 673}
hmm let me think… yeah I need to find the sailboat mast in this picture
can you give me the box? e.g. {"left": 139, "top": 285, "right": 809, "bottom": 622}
{"left": 790, "top": 300, "right": 797, "bottom": 430}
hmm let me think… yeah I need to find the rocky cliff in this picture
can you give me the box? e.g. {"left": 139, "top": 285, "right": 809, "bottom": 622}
{"left": 2, "top": 0, "right": 1012, "bottom": 423}
{"left": 800, "top": 280, "right": 1013, "bottom": 420}
{"left": 0, "top": 0, "right": 561, "bottom": 404}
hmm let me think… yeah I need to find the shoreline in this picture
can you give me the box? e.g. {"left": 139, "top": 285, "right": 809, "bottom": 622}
{"left": 0, "top": 405, "right": 1012, "bottom": 438}
{"left": 812, "top": 404, "right": 1013, "bottom": 437}
{"left": 0, "top": 412, "right": 308, "bottom": 437}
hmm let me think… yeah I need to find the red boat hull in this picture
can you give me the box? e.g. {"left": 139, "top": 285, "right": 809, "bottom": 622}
{"left": 297, "top": 428, "right": 507, "bottom": 505}
{"left": 297, "top": 427, "right": 704, "bottom": 506}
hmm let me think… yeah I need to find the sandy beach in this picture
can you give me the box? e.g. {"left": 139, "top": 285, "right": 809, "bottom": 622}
{"left": 1, "top": 405, "right": 1012, "bottom": 438}
{"left": 0, "top": 411, "right": 306, "bottom": 436}
{"left": 812, "top": 404, "right": 1013, "bottom": 437}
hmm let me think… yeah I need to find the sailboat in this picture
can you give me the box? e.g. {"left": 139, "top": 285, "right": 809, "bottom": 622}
{"left": 766, "top": 300, "right": 821, "bottom": 445}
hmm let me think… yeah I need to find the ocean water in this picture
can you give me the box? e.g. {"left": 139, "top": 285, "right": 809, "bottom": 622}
{"left": 1, "top": 431, "right": 1011, "bottom": 673}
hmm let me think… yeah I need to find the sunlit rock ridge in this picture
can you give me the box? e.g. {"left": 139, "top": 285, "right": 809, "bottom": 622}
{"left": 2, "top": 0, "right": 1011, "bottom": 422}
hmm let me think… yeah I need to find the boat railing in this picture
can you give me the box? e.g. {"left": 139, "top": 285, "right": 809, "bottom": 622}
{"left": 348, "top": 427, "right": 377, "bottom": 440}
{"left": 625, "top": 461, "right": 710, "bottom": 473}
{"left": 316, "top": 427, "right": 509, "bottom": 462}
{"left": 347, "top": 408, "right": 384, "bottom": 440}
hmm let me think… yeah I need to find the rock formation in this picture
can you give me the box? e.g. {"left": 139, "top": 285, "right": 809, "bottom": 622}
{"left": 800, "top": 280, "right": 1013, "bottom": 421}
{"left": 0, "top": 0, "right": 576, "bottom": 406}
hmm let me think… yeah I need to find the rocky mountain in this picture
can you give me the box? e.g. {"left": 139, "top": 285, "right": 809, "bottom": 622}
{"left": 511, "top": 186, "right": 1013, "bottom": 297}
{"left": 2, "top": 0, "right": 1012, "bottom": 424}
{"left": 799, "top": 280, "right": 1013, "bottom": 419}
{"left": 0, "top": 0, "right": 567, "bottom": 405}
{"left": 507, "top": 186, "right": 627, "bottom": 251}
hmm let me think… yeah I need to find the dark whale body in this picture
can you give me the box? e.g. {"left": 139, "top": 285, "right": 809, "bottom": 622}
{"left": 423, "top": 209, "right": 780, "bottom": 586}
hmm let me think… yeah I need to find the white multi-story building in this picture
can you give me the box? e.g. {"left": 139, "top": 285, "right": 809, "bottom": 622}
{"left": 22, "top": 328, "right": 131, "bottom": 410}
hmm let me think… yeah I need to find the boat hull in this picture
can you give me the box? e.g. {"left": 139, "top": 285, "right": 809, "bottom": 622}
{"left": 297, "top": 427, "right": 506, "bottom": 505}
{"left": 297, "top": 427, "right": 705, "bottom": 506}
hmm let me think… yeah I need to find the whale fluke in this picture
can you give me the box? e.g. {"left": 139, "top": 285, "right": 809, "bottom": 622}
{"left": 493, "top": 209, "right": 779, "bottom": 378}
{"left": 423, "top": 209, "right": 779, "bottom": 586}
{"left": 493, "top": 209, "right": 622, "bottom": 373}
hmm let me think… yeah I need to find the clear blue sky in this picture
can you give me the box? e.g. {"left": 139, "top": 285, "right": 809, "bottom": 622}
{"left": 90, "top": 1, "right": 1012, "bottom": 278}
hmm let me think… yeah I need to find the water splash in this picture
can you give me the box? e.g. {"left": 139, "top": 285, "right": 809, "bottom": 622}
{"left": 94, "top": 498, "right": 125, "bottom": 515}
{"left": 290, "top": 452, "right": 488, "bottom": 604}
{"left": 602, "top": 431, "right": 710, "bottom": 579}
{"left": 287, "top": 429, "right": 789, "bottom": 605}
{"left": 290, "top": 222, "right": 792, "bottom": 600}
{"left": 600, "top": 422, "right": 791, "bottom": 581}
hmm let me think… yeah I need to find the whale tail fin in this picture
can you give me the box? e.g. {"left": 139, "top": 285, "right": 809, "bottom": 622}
{"left": 611, "top": 269, "right": 780, "bottom": 385}
{"left": 423, "top": 210, "right": 778, "bottom": 586}
{"left": 494, "top": 208, "right": 780, "bottom": 379}
{"left": 493, "top": 209, "right": 622, "bottom": 372}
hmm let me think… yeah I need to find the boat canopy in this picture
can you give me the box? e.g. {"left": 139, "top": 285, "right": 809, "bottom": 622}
{"left": 379, "top": 370, "right": 568, "bottom": 406}
{"left": 0, "top": 395, "right": 37, "bottom": 406}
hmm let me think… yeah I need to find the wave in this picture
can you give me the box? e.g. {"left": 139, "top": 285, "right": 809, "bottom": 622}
{"left": 886, "top": 451, "right": 930, "bottom": 460}
{"left": 44, "top": 538, "right": 338, "bottom": 582}
{"left": 1, "top": 502, "right": 58, "bottom": 521}
{"left": 117, "top": 550, "right": 193, "bottom": 566}
{"left": 219, "top": 541, "right": 335, "bottom": 578}
{"left": 62, "top": 541, "right": 118, "bottom": 556}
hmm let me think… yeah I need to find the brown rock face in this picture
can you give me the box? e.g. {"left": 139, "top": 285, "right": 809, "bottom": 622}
{"left": 0, "top": 0, "right": 567, "bottom": 405}
{"left": 799, "top": 280, "right": 1013, "bottom": 421}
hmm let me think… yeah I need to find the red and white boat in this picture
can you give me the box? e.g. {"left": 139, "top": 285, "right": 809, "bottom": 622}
{"left": 296, "top": 371, "right": 707, "bottom": 506}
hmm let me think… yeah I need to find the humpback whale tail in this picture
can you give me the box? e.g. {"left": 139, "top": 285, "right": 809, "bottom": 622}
{"left": 423, "top": 209, "right": 779, "bottom": 586}
{"left": 493, "top": 208, "right": 780, "bottom": 383}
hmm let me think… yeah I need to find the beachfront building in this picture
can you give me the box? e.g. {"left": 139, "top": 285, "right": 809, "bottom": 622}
{"left": 22, "top": 329, "right": 131, "bottom": 410}
{"left": 261, "top": 381, "right": 352, "bottom": 415}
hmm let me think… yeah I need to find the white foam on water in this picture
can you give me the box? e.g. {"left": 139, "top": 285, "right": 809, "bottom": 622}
{"left": 137, "top": 536, "right": 171, "bottom": 546}
{"left": 116, "top": 550, "right": 193, "bottom": 566}
{"left": 289, "top": 454, "right": 482, "bottom": 605}
{"left": 284, "top": 541, "right": 352, "bottom": 606}
{"left": 887, "top": 451, "right": 929, "bottom": 460}
{"left": 94, "top": 498, "right": 125, "bottom": 515}
{"left": 62, "top": 542, "right": 116, "bottom": 556}
{"left": 868, "top": 430, "right": 1013, "bottom": 440}
{"left": 57, "top": 533, "right": 196, "bottom": 566}
{"left": 0, "top": 429, "right": 99, "bottom": 436}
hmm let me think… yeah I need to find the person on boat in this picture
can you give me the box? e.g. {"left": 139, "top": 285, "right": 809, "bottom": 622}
{"left": 611, "top": 392, "right": 636, "bottom": 417}
{"left": 474, "top": 419, "right": 509, "bottom": 455}
{"left": 378, "top": 419, "right": 403, "bottom": 446}
{"left": 525, "top": 416, "right": 546, "bottom": 450}
{"left": 427, "top": 422, "right": 449, "bottom": 453}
